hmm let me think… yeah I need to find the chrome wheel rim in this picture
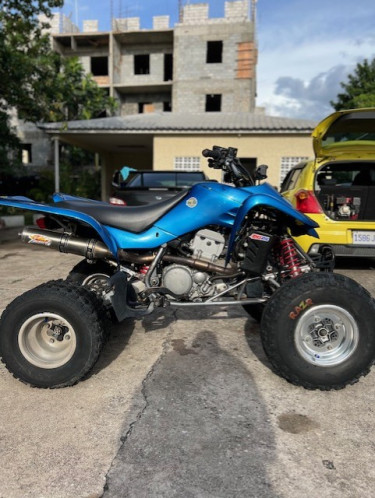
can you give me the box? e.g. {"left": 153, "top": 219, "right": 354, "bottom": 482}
{"left": 294, "top": 305, "right": 359, "bottom": 367}
{"left": 18, "top": 313, "right": 77, "bottom": 369}
{"left": 82, "top": 273, "right": 110, "bottom": 294}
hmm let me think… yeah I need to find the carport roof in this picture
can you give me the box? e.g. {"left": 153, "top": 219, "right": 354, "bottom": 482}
{"left": 39, "top": 112, "right": 316, "bottom": 134}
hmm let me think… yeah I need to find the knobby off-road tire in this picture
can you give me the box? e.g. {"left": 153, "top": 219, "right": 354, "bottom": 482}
{"left": 0, "top": 280, "right": 105, "bottom": 388}
{"left": 260, "top": 272, "right": 375, "bottom": 390}
{"left": 67, "top": 259, "right": 117, "bottom": 324}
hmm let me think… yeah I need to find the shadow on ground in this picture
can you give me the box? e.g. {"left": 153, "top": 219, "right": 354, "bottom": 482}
{"left": 104, "top": 328, "right": 277, "bottom": 497}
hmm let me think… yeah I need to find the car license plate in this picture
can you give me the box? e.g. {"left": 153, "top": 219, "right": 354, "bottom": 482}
{"left": 352, "top": 231, "right": 375, "bottom": 245}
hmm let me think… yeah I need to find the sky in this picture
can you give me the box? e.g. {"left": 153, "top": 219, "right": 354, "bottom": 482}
{"left": 59, "top": 0, "right": 375, "bottom": 121}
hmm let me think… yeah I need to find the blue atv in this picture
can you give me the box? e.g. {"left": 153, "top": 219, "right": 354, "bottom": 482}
{"left": 0, "top": 146, "right": 373, "bottom": 390}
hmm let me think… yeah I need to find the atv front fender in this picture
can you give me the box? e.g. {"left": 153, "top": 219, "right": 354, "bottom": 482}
{"left": 226, "top": 193, "right": 319, "bottom": 262}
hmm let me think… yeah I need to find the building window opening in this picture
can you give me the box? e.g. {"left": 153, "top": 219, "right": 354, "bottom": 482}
{"left": 91, "top": 56, "right": 108, "bottom": 76}
{"left": 163, "top": 101, "right": 172, "bottom": 112}
{"left": 206, "top": 41, "right": 223, "bottom": 63}
{"left": 205, "top": 94, "right": 221, "bottom": 112}
{"left": 164, "top": 53, "right": 173, "bottom": 81}
{"left": 134, "top": 54, "right": 150, "bottom": 75}
{"left": 138, "top": 102, "right": 154, "bottom": 113}
{"left": 21, "top": 144, "right": 32, "bottom": 165}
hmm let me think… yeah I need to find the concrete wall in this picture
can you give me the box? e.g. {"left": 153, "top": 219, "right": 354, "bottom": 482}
{"left": 153, "top": 134, "right": 313, "bottom": 187}
{"left": 173, "top": 21, "right": 255, "bottom": 113}
{"left": 120, "top": 93, "right": 171, "bottom": 115}
{"left": 39, "top": 13, "right": 79, "bottom": 34}
{"left": 112, "top": 18, "right": 140, "bottom": 31}
{"left": 153, "top": 16, "right": 170, "bottom": 30}
{"left": 83, "top": 20, "right": 99, "bottom": 33}
{"left": 116, "top": 43, "right": 171, "bottom": 84}
{"left": 17, "top": 122, "right": 53, "bottom": 169}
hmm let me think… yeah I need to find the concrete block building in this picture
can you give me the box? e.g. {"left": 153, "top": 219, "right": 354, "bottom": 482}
{"left": 50, "top": 0, "right": 257, "bottom": 117}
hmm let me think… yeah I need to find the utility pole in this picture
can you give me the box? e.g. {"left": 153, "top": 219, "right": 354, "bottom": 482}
{"left": 74, "top": 0, "right": 79, "bottom": 28}
{"left": 251, "top": 0, "right": 257, "bottom": 24}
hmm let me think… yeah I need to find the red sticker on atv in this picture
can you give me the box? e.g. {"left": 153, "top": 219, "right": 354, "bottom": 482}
{"left": 289, "top": 299, "right": 313, "bottom": 320}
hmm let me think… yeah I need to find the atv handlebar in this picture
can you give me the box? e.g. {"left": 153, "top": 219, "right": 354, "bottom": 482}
{"left": 202, "top": 146, "right": 259, "bottom": 187}
{"left": 202, "top": 148, "right": 222, "bottom": 160}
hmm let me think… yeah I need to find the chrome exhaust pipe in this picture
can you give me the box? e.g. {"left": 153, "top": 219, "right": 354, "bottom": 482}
{"left": 20, "top": 226, "right": 112, "bottom": 260}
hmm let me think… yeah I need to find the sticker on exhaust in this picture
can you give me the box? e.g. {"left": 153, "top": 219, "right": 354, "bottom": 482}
{"left": 28, "top": 234, "right": 52, "bottom": 246}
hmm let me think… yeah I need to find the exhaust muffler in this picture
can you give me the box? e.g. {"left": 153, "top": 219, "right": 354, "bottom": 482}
{"left": 20, "top": 227, "right": 112, "bottom": 260}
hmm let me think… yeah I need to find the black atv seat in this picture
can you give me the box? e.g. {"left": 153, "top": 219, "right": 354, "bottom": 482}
{"left": 56, "top": 190, "right": 188, "bottom": 233}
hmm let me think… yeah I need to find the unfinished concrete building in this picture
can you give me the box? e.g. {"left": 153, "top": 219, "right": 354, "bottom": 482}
{"left": 51, "top": 0, "right": 257, "bottom": 117}
{"left": 19, "top": 1, "right": 315, "bottom": 199}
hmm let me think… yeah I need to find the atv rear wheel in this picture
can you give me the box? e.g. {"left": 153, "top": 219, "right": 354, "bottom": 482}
{"left": 260, "top": 272, "right": 375, "bottom": 390}
{"left": 0, "top": 281, "right": 105, "bottom": 388}
{"left": 67, "top": 259, "right": 115, "bottom": 295}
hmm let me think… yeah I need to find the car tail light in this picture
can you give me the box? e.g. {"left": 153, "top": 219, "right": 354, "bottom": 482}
{"left": 295, "top": 190, "right": 322, "bottom": 214}
{"left": 109, "top": 197, "right": 127, "bottom": 206}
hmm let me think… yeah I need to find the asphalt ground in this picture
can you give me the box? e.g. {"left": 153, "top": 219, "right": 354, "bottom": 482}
{"left": 0, "top": 232, "right": 375, "bottom": 497}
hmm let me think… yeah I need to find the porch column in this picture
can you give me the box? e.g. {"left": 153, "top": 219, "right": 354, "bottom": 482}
{"left": 53, "top": 136, "right": 60, "bottom": 193}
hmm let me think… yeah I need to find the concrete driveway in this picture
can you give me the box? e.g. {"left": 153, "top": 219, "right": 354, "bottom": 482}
{"left": 0, "top": 237, "right": 375, "bottom": 497}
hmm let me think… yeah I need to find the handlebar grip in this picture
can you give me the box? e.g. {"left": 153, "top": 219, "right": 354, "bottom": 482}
{"left": 202, "top": 148, "right": 221, "bottom": 160}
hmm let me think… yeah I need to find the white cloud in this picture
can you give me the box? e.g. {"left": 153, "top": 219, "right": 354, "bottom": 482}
{"left": 256, "top": 0, "right": 375, "bottom": 119}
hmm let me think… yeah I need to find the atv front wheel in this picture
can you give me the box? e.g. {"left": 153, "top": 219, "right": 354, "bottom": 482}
{"left": 0, "top": 281, "right": 105, "bottom": 388}
{"left": 260, "top": 272, "right": 375, "bottom": 390}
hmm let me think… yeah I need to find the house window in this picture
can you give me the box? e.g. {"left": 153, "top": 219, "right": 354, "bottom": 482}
{"left": 21, "top": 144, "right": 32, "bottom": 165}
{"left": 91, "top": 56, "right": 108, "bottom": 76}
{"left": 280, "top": 156, "right": 309, "bottom": 184}
{"left": 174, "top": 157, "right": 201, "bottom": 171}
{"left": 205, "top": 94, "right": 221, "bottom": 112}
{"left": 134, "top": 54, "right": 150, "bottom": 75}
{"left": 206, "top": 41, "right": 223, "bottom": 63}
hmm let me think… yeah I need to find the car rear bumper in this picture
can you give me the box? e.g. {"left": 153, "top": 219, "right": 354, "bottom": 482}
{"left": 308, "top": 243, "right": 375, "bottom": 258}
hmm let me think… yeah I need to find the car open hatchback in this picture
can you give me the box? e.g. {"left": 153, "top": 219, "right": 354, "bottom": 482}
{"left": 281, "top": 108, "right": 375, "bottom": 257}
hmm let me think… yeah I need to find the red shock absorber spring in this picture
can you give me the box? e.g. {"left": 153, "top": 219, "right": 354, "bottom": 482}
{"left": 139, "top": 265, "right": 149, "bottom": 275}
{"left": 279, "top": 237, "right": 302, "bottom": 278}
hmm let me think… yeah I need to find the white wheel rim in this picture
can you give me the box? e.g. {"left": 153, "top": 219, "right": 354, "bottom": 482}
{"left": 18, "top": 313, "right": 77, "bottom": 369}
{"left": 81, "top": 273, "right": 110, "bottom": 287}
{"left": 294, "top": 304, "right": 359, "bottom": 367}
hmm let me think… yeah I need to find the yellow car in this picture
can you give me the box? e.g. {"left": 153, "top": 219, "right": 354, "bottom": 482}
{"left": 281, "top": 108, "right": 375, "bottom": 257}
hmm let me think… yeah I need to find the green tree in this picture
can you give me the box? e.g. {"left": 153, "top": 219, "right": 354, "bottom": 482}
{"left": 47, "top": 57, "right": 116, "bottom": 122}
{"left": 331, "top": 58, "right": 375, "bottom": 110}
{"left": 0, "top": 0, "right": 62, "bottom": 171}
{"left": 0, "top": 0, "right": 115, "bottom": 174}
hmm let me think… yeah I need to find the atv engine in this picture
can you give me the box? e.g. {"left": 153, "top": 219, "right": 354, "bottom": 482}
{"left": 162, "top": 229, "right": 226, "bottom": 299}
{"left": 190, "top": 229, "right": 225, "bottom": 262}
